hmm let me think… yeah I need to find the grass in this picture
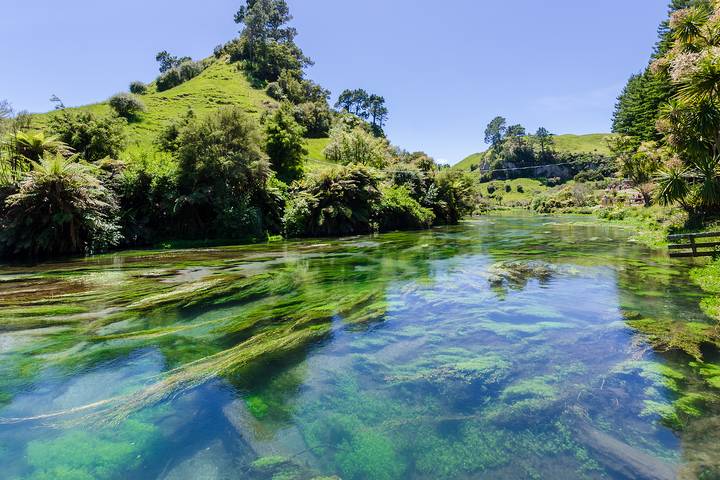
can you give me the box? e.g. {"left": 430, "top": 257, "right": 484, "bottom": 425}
{"left": 453, "top": 133, "right": 616, "bottom": 171}
{"left": 304, "top": 137, "right": 333, "bottom": 171}
{"left": 481, "top": 178, "right": 549, "bottom": 207}
{"left": 31, "top": 57, "right": 334, "bottom": 170}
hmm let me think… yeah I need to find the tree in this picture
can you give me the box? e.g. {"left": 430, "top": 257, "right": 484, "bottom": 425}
{"left": 174, "top": 107, "right": 274, "bottom": 237}
{"left": 108, "top": 93, "right": 146, "bottom": 120}
{"left": 505, "top": 124, "right": 526, "bottom": 138}
{"left": 0, "top": 100, "right": 11, "bottom": 120}
{"left": 648, "top": 1, "right": 720, "bottom": 210}
{"left": 49, "top": 94, "right": 65, "bottom": 110}
{"left": 534, "top": 127, "right": 554, "bottom": 155}
{"left": 484, "top": 116, "right": 507, "bottom": 150}
{"left": 284, "top": 164, "right": 381, "bottom": 237}
{"left": 156, "top": 61, "right": 205, "bottom": 92}
{"left": 324, "top": 126, "right": 389, "bottom": 167}
{"left": 265, "top": 103, "right": 307, "bottom": 183}
{"left": 334, "top": 89, "right": 388, "bottom": 135}
{"left": 48, "top": 111, "right": 127, "bottom": 162}
{"left": 335, "top": 89, "right": 370, "bottom": 117}
{"left": 608, "top": 136, "right": 662, "bottom": 206}
{"left": 0, "top": 154, "right": 120, "bottom": 257}
{"left": 129, "top": 81, "right": 147, "bottom": 95}
{"left": 612, "top": 70, "right": 672, "bottom": 141}
{"left": 293, "top": 101, "right": 332, "bottom": 138}
{"left": 367, "top": 94, "right": 389, "bottom": 134}
{"left": 235, "top": 0, "right": 297, "bottom": 44}
{"left": 233, "top": 0, "right": 309, "bottom": 82}
{"left": 155, "top": 51, "right": 191, "bottom": 73}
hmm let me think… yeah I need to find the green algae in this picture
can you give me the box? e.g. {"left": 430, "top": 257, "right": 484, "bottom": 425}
{"left": 23, "top": 418, "right": 158, "bottom": 480}
{"left": 1, "top": 215, "right": 720, "bottom": 478}
{"left": 626, "top": 318, "right": 719, "bottom": 361}
{"left": 691, "top": 362, "right": 720, "bottom": 389}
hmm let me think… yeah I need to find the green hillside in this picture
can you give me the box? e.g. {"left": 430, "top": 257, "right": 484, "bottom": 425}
{"left": 33, "top": 57, "right": 331, "bottom": 167}
{"left": 453, "top": 133, "right": 615, "bottom": 171}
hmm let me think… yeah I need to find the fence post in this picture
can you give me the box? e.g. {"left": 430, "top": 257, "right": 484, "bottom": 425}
{"left": 690, "top": 236, "right": 697, "bottom": 256}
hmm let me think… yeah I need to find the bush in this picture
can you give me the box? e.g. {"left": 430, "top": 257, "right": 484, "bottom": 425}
{"left": 266, "top": 82, "right": 285, "bottom": 101}
{"left": 505, "top": 183, "right": 512, "bottom": 193}
{"left": 174, "top": 106, "right": 275, "bottom": 238}
{"left": 293, "top": 101, "right": 332, "bottom": 138}
{"left": 516, "top": 184, "right": 524, "bottom": 193}
{"left": 376, "top": 185, "right": 434, "bottom": 231}
{"left": 531, "top": 183, "right": 598, "bottom": 213}
{"left": 324, "top": 126, "right": 389, "bottom": 167}
{"left": 108, "top": 92, "right": 145, "bottom": 120}
{"left": 0, "top": 154, "right": 120, "bottom": 257}
{"left": 116, "top": 159, "right": 177, "bottom": 246}
{"left": 48, "top": 111, "right": 126, "bottom": 161}
{"left": 265, "top": 103, "right": 307, "bottom": 184}
{"left": 284, "top": 164, "right": 381, "bottom": 237}
{"left": 129, "top": 81, "right": 147, "bottom": 95}
{"left": 431, "top": 169, "right": 477, "bottom": 224}
{"left": 156, "top": 61, "right": 205, "bottom": 92}
{"left": 231, "top": 38, "right": 310, "bottom": 82}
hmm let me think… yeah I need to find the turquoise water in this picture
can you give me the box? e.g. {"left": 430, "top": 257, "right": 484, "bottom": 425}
{"left": 0, "top": 215, "right": 718, "bottom": 479}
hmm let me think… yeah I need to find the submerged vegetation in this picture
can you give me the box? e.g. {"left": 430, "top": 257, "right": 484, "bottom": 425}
{"left": 0, "top": 216, "right": 719, "bottom": 478}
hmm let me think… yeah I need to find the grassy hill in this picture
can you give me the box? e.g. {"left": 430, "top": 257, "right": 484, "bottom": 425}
{"left": 33, "top": 57, "right": 332, "bottom": 168}
{"left": 453, "top": 133, "right": 615, "bottom": 171}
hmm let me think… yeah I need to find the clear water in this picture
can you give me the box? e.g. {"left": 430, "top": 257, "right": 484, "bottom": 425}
{"left": 0, "top": 215, "right": 719, "bottom": 479}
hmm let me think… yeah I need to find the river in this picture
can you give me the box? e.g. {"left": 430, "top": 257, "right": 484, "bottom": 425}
{"left": 0, "top": 214, "right": 718, "bottom": 479}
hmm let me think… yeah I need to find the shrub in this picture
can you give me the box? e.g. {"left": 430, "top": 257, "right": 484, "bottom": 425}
{"left": 116, "top": 158, "right": 177, "bottom": 246}
{"left": 266, "top": 82, "right": 285, "bottom": 101}
{"left": 108, "top": 93, "right": 145, "bottom": 120}
{"left": 294, "top": 101, "right": 332, "bottom": 138}
{"left": 129, "top": 81, "right": 147, "bottom": 95}
{"left": 0, "top": 154, "right": 120, "bottom": 257}
{"left": 505, "top": 183, "right": 512, "bottom": 193}
{"left": 48, "top": 111, "right": 126, "bottom": 161}
{"left": 431, "top": 169, "right": 477, "bottom": 224}
{"left": 517, "top": 184, "right": 524, "bottom": 193}
{"left": 156, "top": 61, "right": 205, "bottom": 92}
{"left": 174, "top": 106, "right": 276, "bottom": 238}
{"left": 324, "top": 126, "right": 389, "bottom": 167}
{"left": 376, "top": 185, "right": 434, "bottom": 231}
{"left": 242, "top": 40, "right": 310, "bottom": 83}
{"left": 284, "top": 164, "right": 381, "bottom": 237}
{"left": 265, "top": 103, "right": 307, "bottom": 184}
{"left": 531, "top": 183, "right": 598, "bottom": 213}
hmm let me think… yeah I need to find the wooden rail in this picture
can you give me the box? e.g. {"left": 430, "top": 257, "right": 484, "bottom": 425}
{"left": 668, "top": 232, "right": 720, "bottom": 258}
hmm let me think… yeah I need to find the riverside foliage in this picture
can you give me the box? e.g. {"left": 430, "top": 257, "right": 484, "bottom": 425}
{"left": 0, "top": 0, "right": 475, "bottom": 259}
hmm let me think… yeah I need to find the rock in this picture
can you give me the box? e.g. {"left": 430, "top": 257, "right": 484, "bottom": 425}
{"left": 159, "top": 440, "right": 239, "bottom": 480}
{"left": 574, "top": 420, "right": 678, "bottom": 480}
{"left": 222, "top": 399, "right": 318, "bottom": 470}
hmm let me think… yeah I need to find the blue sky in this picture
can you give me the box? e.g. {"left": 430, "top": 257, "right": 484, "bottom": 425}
{"left": 0, "top": 1, "right": 668, "bottom": 164}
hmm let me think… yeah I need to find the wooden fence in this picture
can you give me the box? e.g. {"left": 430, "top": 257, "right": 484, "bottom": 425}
{"left": 668, "top": 232, "right": 720, "bottom": 258}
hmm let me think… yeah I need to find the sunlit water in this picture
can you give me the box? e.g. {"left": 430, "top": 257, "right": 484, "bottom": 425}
{"left": 0, "top": 215, "right": 719, "bottom": 479}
